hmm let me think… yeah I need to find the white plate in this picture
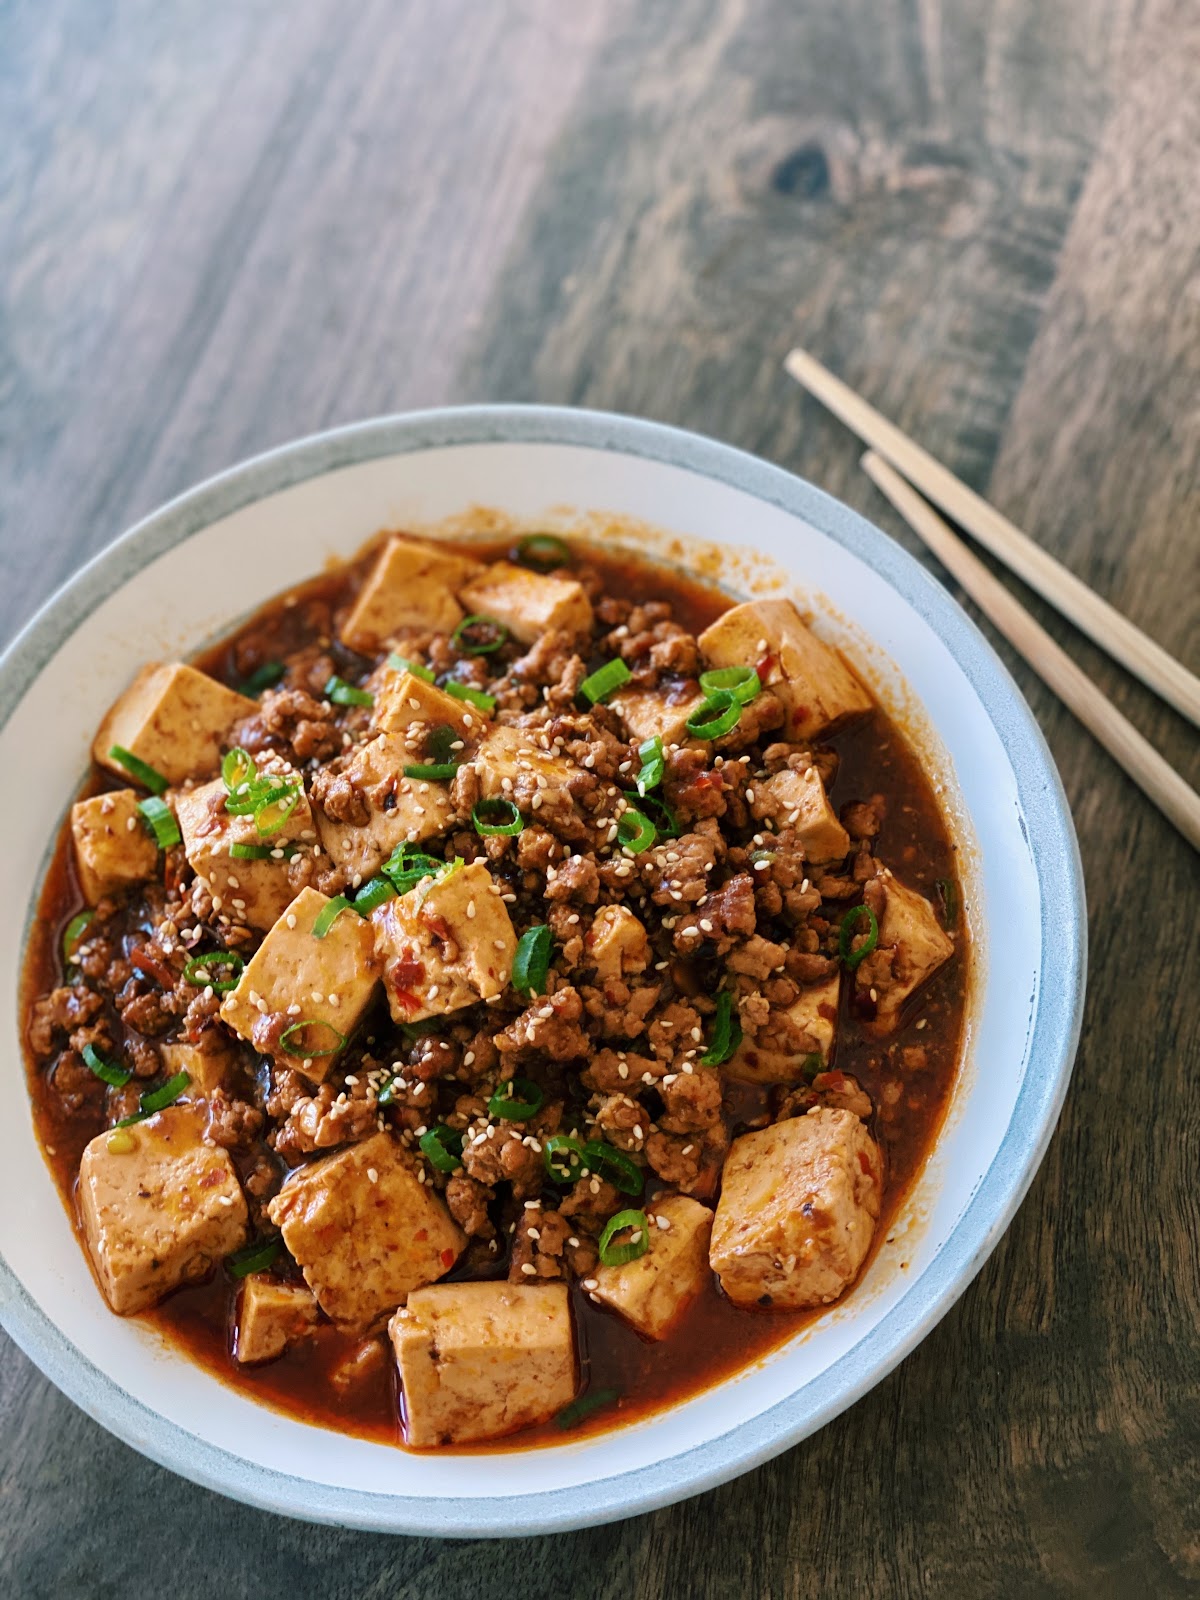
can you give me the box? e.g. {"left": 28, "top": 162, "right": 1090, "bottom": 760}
{"left": 0, "top": 406, "right": 1085, "bottom": 1534}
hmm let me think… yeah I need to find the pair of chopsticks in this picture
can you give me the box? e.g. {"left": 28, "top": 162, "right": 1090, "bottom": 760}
{"left": 784, "top": 348, "right": 1200, "bottom": 853}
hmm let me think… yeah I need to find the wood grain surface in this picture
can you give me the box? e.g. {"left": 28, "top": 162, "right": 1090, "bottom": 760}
{"left": 2, "top": 2, "right": 1198, "bottom": 1595}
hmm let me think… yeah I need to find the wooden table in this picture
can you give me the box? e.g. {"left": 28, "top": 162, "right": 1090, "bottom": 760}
{"left": 3, "top": 3, "right": 1197, "bottom": 1594}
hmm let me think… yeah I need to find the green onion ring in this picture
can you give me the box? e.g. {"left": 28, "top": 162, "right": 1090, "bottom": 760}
{"left": 487, "top": 1077, "right": 545, "bottom": 1121}
{"left": 472, "top": 798, "right": 524, "bottom": 837}
{"left": 616, "top": 803, "right": 656, "bottom": 854}
{"left": 699, "top": 665, "right": 762, "bottom": 705}
{"left": 936, "top": 877, "right": 959, "bottom": 926}
{"left": 108, "top": 745, "right": 168, "bottom": 794}
{"left": 445, "top": 680, "right": 497, "bottom": 713}
{"left": 404, "top": 762, "right": 459, "bottom": 781}
{"left": 62, "top": 911, "right": 95, "bottom": 964}
{"left": 183, "top": 950, "right": 245, "bottom": 992}
{"left": 279, "top": 1019, "right": 346, "bottom": 1058}
{"left": 580, "top": 657, "right": 632, "bottom": 706}
{"left": 634, "top": 734, "right": 664, "bottom": 796}
{"left": 221, "top": 747, "right": 257, "bottom": 791}
{"left": 543, "top": 1133, "right": 587, "bottom": 1183}
{"left": 556, "top": 1387, "right": 620, "bottom": 1430}
{"left": 238, "top": 661, "right": 285, "bottom": 696}
{"left": 580, "top": 1140, "right": 644, "bottom": 1196}
{"left": 386, "top": 653, "right": 435, "bottom": 683}
{"left": 451, "top": 613, "right": 508, "bottom": 654}
{"left": 597, "top": 1208, "right": 651, "bottom": 1267}
{"left": 81, "top": 1042, "right": 132, "bottom": 1088}
{"left": 140, "top": 1070, "right": 191, "bottom": 1114}
{"left": 137, "top": 795, "right": 181, "bottom": 850}
{"left": 229, "top": 841, "right": 295, "bottom": 860}
{"left": 515, "top": 532, "right": 572, "bottom": 572}
{"left": 700, "top": 989, "right": 742, "bottom": 1066}
{"left": 685, "top": 689, "right": 741, "bottom": 740}
{"left": 839, "top": 903, "right": 880, "bottom": 970}
{"left": 512, "top": 924, "right": 552, "bottom": 996}
{"left": 227, "top": 1238, "right": 282, "bottom": 1278}
{"left": 418, "top": 1125, "right": 465, "bottom": 1173}
{"left": 254, "top": 784, "right": 301, "bottom": 836}
{"left": 312, "top": 895, "right": 353, "bottom": 938}
{"left": 353, "top": 875, "right": 397, "bottom": 914}
{"left": 325, "top": 674, "right": 374, "bottom": 708}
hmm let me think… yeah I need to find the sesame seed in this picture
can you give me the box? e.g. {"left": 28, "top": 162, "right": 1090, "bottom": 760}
{"left": 367, "top": 1167, "right": 379, "bottom": 1183}
{"left": 582, "top": 1278, "right": 598, "bottom": 1291}
{"left": 520, "top": 1262, "right": 537, "bottom": 1276}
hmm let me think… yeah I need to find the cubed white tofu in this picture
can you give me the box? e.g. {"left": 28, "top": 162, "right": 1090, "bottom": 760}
{"left": 160, "top": 1038, "right": 237, "bottom": 1097}
{"left": 311, "top": 732, "right": 458, "bottom": 883}
{"left": 175, "top": 767, "right": 316, "bottom": 931}
{"left": 78, "top": 1105, "right": 249, "bottom": 1314}
{"left": 724, "top": 975, "right": 840, "bottom": 1084}
{"left": 234, "top": 1277, "right": 321, "bottom": 1365}
{"left": 469, "top": 724, "right": 578, "bottom": 819}
{"left": 587, "top": 906, "right": 650, "bottom": 981}
{"left": 268, "top": 1132, "right": 465, "bottom": 1331}
{"left": 70, "top": 789, "right": 159, "bottom": 904}
{"left": 93, "top": 663, "right": 255, "bottom": 786}
{"left": 858, "top": 869, "right": 954, "bottom": 1033}
{"left": 371, "top": 669, "right": 483, "bottom": 742}
{"left": 371, "top": 861, "right": 516, "bottom": 1022}
{"left": 458, "top": 561, "right": 592, "bottom": 644}
{"left": 609, "top": 683, "right": 711, "bottom": 748}
{"left": 389, "top": 1281, "right": 576, "bottom": 1447}
{"left": 340, "top": 536, "right": 484, "bottom": 652}
{"left": 750, "top": 762, "right": 849, "bottom": 863}
{"left": 710, "top": 1108, "right": 882, "bottom": 1309}
{"left": 591, "top": 1194, "right": 712, "bottom": 1340}
{"left": 699, "top": 600, "right": 871, "bottom": 742}
{"left": 219, "top": 887, "right": 380, "bottom": 1080}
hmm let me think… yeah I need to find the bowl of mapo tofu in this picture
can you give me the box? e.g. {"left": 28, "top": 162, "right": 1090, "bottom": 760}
{"left": 0, "top": 409, "right": 1084, "bottom": 1532}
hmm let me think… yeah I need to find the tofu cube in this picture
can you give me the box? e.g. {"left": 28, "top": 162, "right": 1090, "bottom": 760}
{"left": 458, "top": 561, "right": 592, "bottom": 644}
{"left": 587, "top": 906, "right": 650, "bottom": 981}
{"left": 371, "top": 861, "right": 516, "bottom": 1022}
{"left": 70, "top": 789, "right": 159, "bottom": 904}
{"left": 390, "top": 1281, "right": 576, "bottom": 1447}
{"left": 724, "top": 975, "right": 840, "bottom": 1083}
{"left": 268, "top": 1132, "right": 465, "bottom": 1331}
{"left": 699, "top": 601, "right": 871, "bottom": 742}
{"left": 219, "top": 887, "right": 380, "bottom": 1080}
{"left": 859, "top": 869, "right": 954, "bottom": 1033}
{"left": 234, "top": 1277, "right": 321, "bottom": 1365}
{"left": 750, "top": 763, "right": 850, "bottom": 863}
{"left": 312, "top": 732, "right": 457, "bottom": 883}
{"left": 610, "top": 683, "right": 711, "bottom": 749}
{"left": 340, "top": 536, "right": 484, "bottom": 652}
{"left": 78, "top": 1105, "right": 249, "bottom": 1314}
{"left": 175, "top": 768, "right": 316, "bottom": 930}
{"left": 591, "top": 1194, "right": 712, "bottom": 1340}
{"left": 710, "top": 1107, "right": 882, "bottom": 1309}
{"left": 469, "top": 724, "right": 578, "bottom": 818}
{"left": 371, "top": 669, "right": 483, "bottom": 742}
{"left": 160, "top": 1038, "right": 237, "bottom": 1097}
{"left": 94, "top": 663, "right": 255, "bottom": 786}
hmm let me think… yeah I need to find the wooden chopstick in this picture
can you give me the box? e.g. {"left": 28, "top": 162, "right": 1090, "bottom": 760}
{"left": 785, "top": 346, "right": 1200, "bottom": 728}
{"left": 860, "top": 451, "right": 1200, "bottom": 853}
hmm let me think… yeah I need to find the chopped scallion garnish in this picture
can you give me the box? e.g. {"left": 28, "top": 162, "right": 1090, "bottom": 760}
{"left": 685, "top": 689, "right": 741, "bottom": 740}
{"left": 238, "top": 661, "right": 285, "bottom": 696}
{"left": 253, "top": 784, "right": 301, "bottom": 836}
{"left": 183, "top": 949, "right": 244, "bottom": 992}
{"left": 487, "top": 1077, "right": 545, "bottom": 1121}
{"left": 581, "top": 1140, "right": 643, "bottom": 1195}
{"left": 580, "top": 657, "right": 632, "bottom": 705}
{"left": 325, "top": 674, "right": 374, "bottom": 708}
{"left": 227, "top": 1238, "right": 282, "bottom": 1279}
{"left": 616, "top": 803, "right": 656, "bottom": 854}
{"left": 445, "top": 680, "right": 496, "bottom": 713}
{"left": 386, "top": 654, "right": 435, "bottom": 683}
{"left": 512, "top": 924, "right": 552, "bottom": 996}
{"left": 137, "top": 795, "right": 181, "bottom": 850}
{"left": 82, "top": 1042, "right": 132, "bottom": 1088}
{"left": 556, "top": 1387, "right": 620, "bottom": 1430}
{"left": 279, "top": 1018, "right": 346, "bottom": 1058}
{"left": 62, "top": 911, "right": 94, "bottom": 965}
{"left": 353, "top": 875, "right": 397, "bottom": 914}
{"left": 515, "top": 532, "right": 572, "bottom": 572}
{"left": 221, "top": 747, "right": 257, "bottom": 792}
{"left": 418, "top": 1125, "right": 464, "bottom": 1173}
{"left": 839, "top": 903, "right": 880, "bottom": 970}
{"left": 700, "top": 989, "right": 742, "bottom": 1066}
{"left": 451, "top": 614, "right": 508, "bottom": 655}
{"left": 543, "top": 1133, "right": 587, "bottom": 1183}
{"left": 403, "top": 761, "right": 459, "bottom": 781}
{"left": 635, "top": 734, "right": 664, "bottom": 795}
{"left": 108, "top": 745, "right": 168, "bottom": 794}
{"left": 472, "top": 798, "right": 523, "bottom": 837}
{"left": 699, "top": 665, "right": 761, "bottom": 705}
{"left": 312, "top": 895, "right": 354, "bottom": 938}
{"left": 597, "top": 1208, "right": 650, "bottom": 1267}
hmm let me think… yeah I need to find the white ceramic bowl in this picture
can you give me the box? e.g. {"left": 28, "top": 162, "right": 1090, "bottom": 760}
{"left": 0, "top": 407, "right": 1085, "bottom": 1535}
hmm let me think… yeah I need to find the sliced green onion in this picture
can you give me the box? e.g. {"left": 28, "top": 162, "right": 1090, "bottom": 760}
{"left": 376, "top": 1075, "right": 399, "bottom": 1107}
{"left": 556, "top": 1387, "right": 620, "bottom": 1430}
{"left": 512, "top": 924, "right": 552, "bottom": 996}
{"left": 616, "top": 803, "right": 656, "bottom": 854}
{"left": 543, "top": 1134, "right": 587, "bottom": 1183}
{"left": 597, "top": 1208, "right": 650, "bottom": 1267}
{"left": 801, "top": 1052, "right": 823, "bottom": 1081}
{"left": 840, "top": 903, "right": 880, "bottom": 970}
{"left": 515, "top": 532, "right": 572, "bottom": 572}
{"left": 451, "top": 614, "right": 508, "bottom": 655}
{"left": 634, "top": 735, "right": 664, "bottom": 796}
{"left": 445, "top": 680, "right": 496, "bottom": 714}
{"left": 685, "top": 690, "right": 741, "bottom": 740}
{"left": 229, "top": 841, "right": 295, "bottom": 861}
{"left": 638, "top": 792, "right": 682, "bottom": 840}
{"left": 699, "top": 665, "right": 762, "bottom": 705}
{"left": 227, "top": 1238, "right": 282, "bottom": 1279}
{"left": 279, "top": 1019, "right": 346, "bottom": 1058}
{"left": 382, "top": 844, "right": 445, "bottom": 892}
{"left": 353, "top": 875, "right": 396, "bottom": 914}
{"left": 418, "top": 1125, "right": 464, "bottom": 1174}
{"left": 221, "top": 747, "right": 257, "bottom": 791}
{"left": 580, "top": 1140, "right": 643, "bottom": 1196}
{"left": 387, "top": 653, "right": 435, "bottom": 683}
{"left": 238, "top": 661, "right": 285, "bottom": 696}
{"left": 325, "top": 674, "right": 374, "bottom": 708}
{"left": 487, "top": 1077, "right": 545, "bottom": 1121}
{"left": 700, "top": 990, "right": 742, "bottom": 1066}
{"left": 62, "top": 911, "right": 94, "bottom": 964}
{"left": 404, "top": 762, "right": 459, "bottom": 781}
{"left": 936, "top": 877, "right": 959, "bottom": 926}
{"left": 472, "top": 798, "right": 523, "bottom": 837}
{"left": 427, "top": 725, "right": 458, "bottom": 763}
{"left": 82, "top": 1042, "right": 132, "bottom": 1088}
{"left": 254, "top": 784, "right": 301, "bottom": 836}
{"left": 140, "top": 1070, "right": 191, "bottom": 1114}
{"left": 137, "top": 795, "right": 181, "bottom": 850}
{"left": 183, "top": 949, "right": 245, "bottom": 992}
{"left": 108, "top": 745, "right": 168, "bottom": 794}
{"left": 580, "top": 658, "right": 631, "bottom": 705}
{"left": 223, "top": 777, "right": 271, "bottom": 816}
{"left": 312, "top": 895, "right": 353, "bottom": 937}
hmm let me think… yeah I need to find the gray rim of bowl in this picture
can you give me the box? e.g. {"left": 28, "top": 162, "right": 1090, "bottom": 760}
{"left": 0, "top": 404, "right": 1087, "bottom": 1537}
